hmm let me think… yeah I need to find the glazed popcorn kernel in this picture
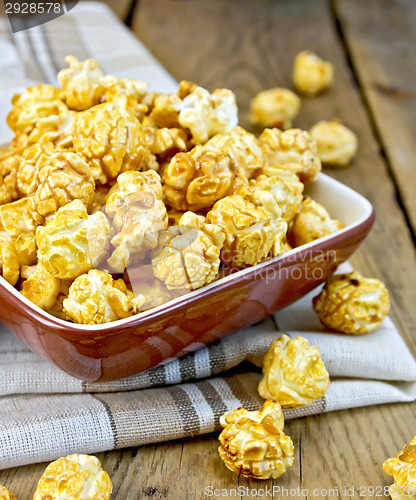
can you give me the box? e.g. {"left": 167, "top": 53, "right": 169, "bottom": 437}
{"left": 102, "top": 75, "right": 149, "bottom": 119}
{"left": 313, "top": 270, "right": 391, "bottom": 335}
{"left": 16, "top": 141, "right": 56, "bottom": 198}
{"left": 36, "top": 200, "right": 111, "bottom": 280}
{"left": 143, "top": 126, "right": 188, "bottom": 157}
{"left": 6, "top": 84, "right": 68, "bottom": 135}
{"left": 249, "top": 173, "right": 303, "bottom": 223}
{"left": 57, "top": 55, "right": 105, "bottom": 111}
{"left": 63, "top": 269, "right": 133, "bottom": 324}
{"left": 106, "top": 170, "right": 168, "bottom": 272}
{"left": 28, "top": 150, "right": 95, "bottom": 220}
{"left": 218, "top": 399, "right": 294, "bottom": 480}
{"left": 309, "top": 120, "right": 358, "bottom": 167}
{"left": 288, "top": 197, "right": 344, "bottom": 247}
{"left": 200, "top": 126, "right": 263, "bottom": 178}
{"left": 207, "top": 193, "right": 275, "bottom": 268}
{"left": 292, "top": 50, "right": 334, "bottom": 97}
{"left": 258, "top": 334, "right": 330, "bottom": 408}
{"left": 28, "top": 110, "right": 77, "bottom": 150}
{"left": 259, "top": 128, "right": 321, "bottom": 183}
{"left": 74, "top": 103, "right": 157, "bottom": 184}
{"left": 0, "top": 167, "right": 18, "bottom": 206}
{"left": 163, "top": 150, "right": 238, "bottom": 212}
{"left": 383, "top": 437, "right": 416, "bottom": 500}
{"left": 0, "top": 198, "right": 38, "bottom": 266}
{"left": 152, "top": 211, "right": 225, "bottom": 291}
{"left": 0, "top": 230, "right": 19, "bottom": 286}
{"left": 20, "top": 263, "right": 61, "bottom": 311}
{"left": 33, "top": 453, "right": 112, "bottom": 500}
{"left": 0, "top": 485, "right": 18, "bottom": 500}
{"left": 249, "top": 88, "right": 301, "bottom": 130}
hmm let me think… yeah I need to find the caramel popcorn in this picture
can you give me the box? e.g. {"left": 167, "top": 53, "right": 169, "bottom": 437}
{"left": 143, "top": 126, "right": 188, "bottom": 158}
{"left": 313, "top": 270, "right": 390, "bottom": 335}
{"left": 152, "top": 211, "right": 225, "bottom": 291}
{"left": 124, "top": 264, "right": 172, "bottom": 312}
{"left": 150, "top": 93, "right": 183, "bottom": 129}
{"left": 259, "top": 128, "right": 321, "bottom": 183}
{"left": 178, "top": 86, "right": 238, "bottom": 144}
{"left": 106, "top": 170, "right": 168, "bottom": 272}
{"left": 0, "top": 231, "right": 19, "bottom": 286}
{"left": 383, "top": 437, "right": 416, "bottom": 500}
{"left": 163, "top": 150, "right": 239, "bottom": 212}
{"left": 28, "top": 110, "right": 77, "bottom": 150}
{"left": 16, "top": 141, "right": 56, "bottom": 197}
{"left": 249, "top": 88, "right": 301, "bottom": 130}
{"left": 102, "top": 75, "right": 149, "bottom": 118}
{"left": 33, "top": 453, "right": 112, "bottom": 500}
{"left": 309, "top": 120, "right": 358, "bottom": 167}
{"left": 250, "top": 173, "right": 303, "bottom": 223}
{"left": 0, "top": 198, "right": 37, "bottom": 265}
{"left": 20, "top": 263, "right": 61, "bottom": 310}
{"left": 74, "top": 103, "right": 157, "bottom": 183}
{"left": 7, "top": 84, "right": 67, "bottom": 135}
{"left": 63, "top": 270, "right": 133, "bottom": 324}
{"left": 258, "top": 334, "right": 329, "bottom": 407}
{"left": 288, "top": 198, "right": 344, "bottom": 247}
{"left": 200, "top": 127, "right": 263, "bottom": 178}
{"left": 28, "top": 150, "right": 95, "bottom": 220}
{"left": 58, "top": 55, "right": 105, "bottom": 111}
{"left": 46, "top": 279, "right": 73, "bottom": 320}
{"left": 0, "top": 485, "right": 17, "bottom": 500}
{"left": 0, "top": 167, "right": 18, "bottom": 206}
{"left": 218, "top": 399, "right": 294, "bottom": 479}
{"left": 292, "top": 50, "right": 334, "bottom": 96}
{"left": 207, "top": 193, "right": 275, "bottom": 268}
{"left": 36, "top": 200, "right": 111, "bottom": 280}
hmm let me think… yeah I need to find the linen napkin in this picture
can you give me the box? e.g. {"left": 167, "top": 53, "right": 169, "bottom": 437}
{"left": 0, "top": 2, "right": 415, "bottom": 470}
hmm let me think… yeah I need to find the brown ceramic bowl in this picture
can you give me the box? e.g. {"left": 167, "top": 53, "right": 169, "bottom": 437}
{"left": 0, "top": 173, "right": 374, "bottom": 381}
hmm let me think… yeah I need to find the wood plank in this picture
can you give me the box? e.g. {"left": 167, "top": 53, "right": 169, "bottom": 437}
{"left": 1, "top": 1, "right": 416, "bottom": 499}
{"left": 335, "top": 0, "right": 416, "bottom": 236}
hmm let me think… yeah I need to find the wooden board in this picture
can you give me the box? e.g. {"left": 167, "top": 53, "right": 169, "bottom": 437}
{"left": 0, "top": 1, "right": 415, "bottom": 498}
{"left": 336, "top": 0, "right": 416, "bottom": 237}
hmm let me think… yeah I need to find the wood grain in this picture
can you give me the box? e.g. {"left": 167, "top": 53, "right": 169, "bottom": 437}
{"left": 0, "top": 1, "right": 415, "bottom": 499}
{"left": 335, "top": 0, "right": 416, "bottom": 237}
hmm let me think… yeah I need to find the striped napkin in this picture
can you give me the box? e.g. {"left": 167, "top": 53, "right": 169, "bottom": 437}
{"left": 1, "top": 2, "right": 416, "bottom": 470}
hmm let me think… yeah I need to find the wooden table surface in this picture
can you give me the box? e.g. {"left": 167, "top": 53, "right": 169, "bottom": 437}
{"left": 1, "top": 0, "right": 416, "bottom": 498}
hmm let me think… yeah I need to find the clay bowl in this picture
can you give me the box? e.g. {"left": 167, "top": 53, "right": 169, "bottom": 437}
{"left": 0, "top": 173, "right": 374, "bottom": 381}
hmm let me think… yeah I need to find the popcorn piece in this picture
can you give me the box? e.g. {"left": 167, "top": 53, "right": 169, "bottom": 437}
{"left": 150, "top": 94, "right": 183, "bottom": 129}
{"left": 207, "top": 193, "right": 275, "bottom": 268}
{"left": 58, "top": 55, "right": 105, "bottom": 111}
{"left": 36, "top": 200, "right": 111, "bottom": 280}
{"left": 383, "top": 437, "right": 416, "bottom": 500}
{"left": 288, "top": 198, "right": 344, "bottom": 247}
{"left": 46, "top": 279, "right": 73, "bottom": 320}
{"left": 0, "top": 198, "right": 37, "bottom": 265}
{"left": 0, "top": 231, "right": 19, "bottom": 285}
{"left": 20, "top": 263, "right": 61, "bottom": 310}
{"left": 200, "top": 127, "right": 263, "bottom": 178}
{"left": 29, "top": 150, "right": 95, "bottom": 220}
{"left": 309, "top": 120, "right": 358, "bottom": 167}
{"left": 218, "top": 399, "right": 294, "bottom": 479}
{"left": 250, "top": 173, "right": 303, "bottom": 223}
{"left": 292, "top": 50, "right": 334, "bottom": 96}
{"left": 163, "top": 150, "right": 240, "bottom": 212}
{"left": 249, "top": 88, "right": 301, "bottom": 130}
{"left": 102, "top": 75, "right": 149, "bottom": 118}
{"left": 74, "top": 103, "right": 157, "bottom": 183}
{"left": 16, "top": 142, "right": 56, "bottom": 197}
{"left": 0, "top": 485, "right": 18, "bottom": 500}
{"left": 106, "top": 170, "right": 168, "bottom": 272}
{"left": 178, "top": 86, "right": 238, "bottom": 144}
{"left": 124, "top": 264, "right": 172, "bottom": 312}
{"left": 7, "top": 84, "right": 67, "bottom": 135}
{"left": 63, "top": 270, "right": 133, "bottom": 324}
{"left": 28, "top": 111, "right": 77, "bottom": 150}
{"left": 143, "top": 126, "right": 188, "bottom": 158}
{"left": 258, "top": 334, "right": 330, "bottom": 407}
{"left": 152, "top": 211, "right": 225, "bottom": 291}
{"left": 259, "top": 128, "right": 321, "bottom": 183}
{"left": 33, "top": 453, "right": 112, "bottom": 500}
{"left": 313, "top": 270, "right": 390, "bottom": 335}
{"left": 0, "top": 167, "right": 19, "bottom": 206}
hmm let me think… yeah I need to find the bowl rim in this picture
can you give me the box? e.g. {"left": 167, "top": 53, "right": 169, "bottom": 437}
{"left": 0, "top": 172, "right": 374, "bottom": 331}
